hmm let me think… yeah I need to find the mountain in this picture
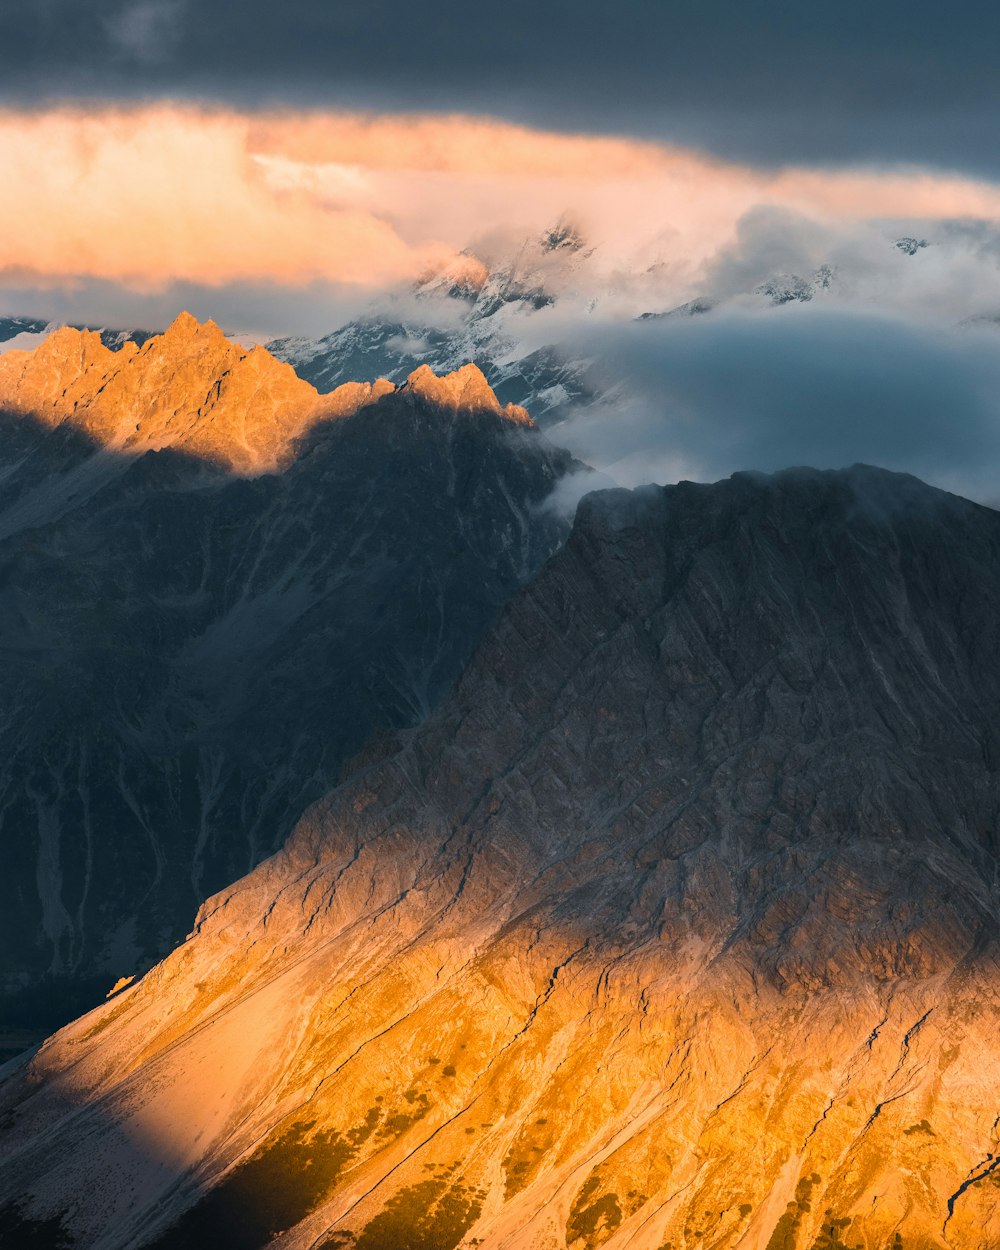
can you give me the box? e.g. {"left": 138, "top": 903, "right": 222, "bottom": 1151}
{"left": 0, "top": 316, "right": 154, "bottom": 355}
{"left": 0, "top": 315, "right": 579, "bottom": 1029}
{"left": 0, "top": 317, "right": 49, "bottom": 345}
{"left": 265, "top": 232, "right": 934, "bottom": 474}
{"left": 0, "top": 311, "right": 395, "bottom": 484}
{"left": 267, "top": 229, "right": 610, "bottom": 429}
{"left": 2, "top": 465, "right": 998, "bottom": 1249}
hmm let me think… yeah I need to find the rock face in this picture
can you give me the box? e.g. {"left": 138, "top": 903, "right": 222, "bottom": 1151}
{"left": 0, "top": 312, "right": 393, "bottom": 481}
{"left": 0, "top": 316, "right": 578, "bottom": 1026}
{"left": 1, "top": 465, "right": 998, "bottom": 1250}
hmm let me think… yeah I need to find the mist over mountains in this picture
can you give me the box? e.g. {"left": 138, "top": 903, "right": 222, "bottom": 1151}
{"left": 264, "top": 221, "right": 1000, "bottom": 503}
{"left": 9, "top": 195, "right": 1000, "bottom": 502}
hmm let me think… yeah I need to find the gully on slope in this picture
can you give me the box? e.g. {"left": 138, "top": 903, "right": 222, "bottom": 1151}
{"left": 1, "top": 465, "right": 999, "bottom": 1249}
{"left": 0, "top": 315, "right": 581, "bottom": 1029}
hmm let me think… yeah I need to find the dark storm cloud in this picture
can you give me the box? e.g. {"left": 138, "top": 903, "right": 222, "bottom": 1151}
{"left": 551, "top": 308, "right": 1000, "bottom": 505}
{"left": 2, "top": 0, "right": 999, "bottom": 176}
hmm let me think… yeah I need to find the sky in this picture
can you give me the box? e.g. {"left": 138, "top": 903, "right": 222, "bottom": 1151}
{"left": 4, "top": 1, "right": 1000, "bottom": 175}
{"left": 2, "top": 0, "right": 1000, "bottom": 499}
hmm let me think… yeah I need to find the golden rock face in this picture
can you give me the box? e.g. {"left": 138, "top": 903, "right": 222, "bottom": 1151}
{"left": 0, "top": 313, "right": 530, "bottom": 475}
{"left": 0, "top": 468, "right": 998, "bottom": 1248}
{"left": 6, "top": 771, "right": 998, "bottom": 1250}
{"left": 405, "top": 362, "right": 534, "bottom": 426}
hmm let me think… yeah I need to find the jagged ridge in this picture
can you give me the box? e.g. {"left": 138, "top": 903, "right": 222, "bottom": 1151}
{"left": 0, "top": 312, "right": 532, "bottom": 482}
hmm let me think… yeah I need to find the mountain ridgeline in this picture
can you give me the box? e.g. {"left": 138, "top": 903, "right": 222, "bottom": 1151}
{"left": 0, "top": 315, "right": 580, "bottom": 1028}
{"left": 1, "top": 465, "right": 998, "bottom": 1249}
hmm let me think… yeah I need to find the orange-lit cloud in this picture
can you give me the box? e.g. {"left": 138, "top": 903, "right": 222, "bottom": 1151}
{"left": 0, "top": 106, "right": 453, "bottom": 290}
{"left": 3, "top": 104, "right": 1000, "bottom": 295}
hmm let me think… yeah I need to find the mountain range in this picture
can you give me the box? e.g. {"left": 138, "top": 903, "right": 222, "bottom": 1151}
{"left": 0, "top": 317, "right": 154, "bottom": 356}
{"left": 0, "top": 314, "right": 578, "bottom": 1029}
{"left": 2, "top": 226, "right": 964, "bottom": 473}
{"left": 266, "top": 226, "right": 608, "bottom": 431}
{"left": 1, "top": 463, "right": 998, "bottom": 1249}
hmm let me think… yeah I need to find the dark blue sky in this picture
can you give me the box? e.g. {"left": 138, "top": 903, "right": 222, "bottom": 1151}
{"left": 2, "top": 0, "right": 997, "bottom": 175}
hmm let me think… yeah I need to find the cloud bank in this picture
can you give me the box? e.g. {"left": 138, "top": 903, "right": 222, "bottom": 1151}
{"left": 4, "top": 102, "right": 1000, "bottom": 504}
{"left": 548, "top": 308, "right": 1000, "bottom": 506}
{"left": 6, "top": 103, "right": 1000, "bottom": 336}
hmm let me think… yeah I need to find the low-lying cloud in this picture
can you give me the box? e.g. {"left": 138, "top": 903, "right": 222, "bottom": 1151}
{"left": 4, "top": 101, "right": 1000, "bottom": 504}
{"left": 549, "top": 306, "right": 1000, "bottom": 505}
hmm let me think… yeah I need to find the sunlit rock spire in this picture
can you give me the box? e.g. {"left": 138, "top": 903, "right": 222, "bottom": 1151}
{"left": 404, "top": 362, "right": 534, "bottom": 425}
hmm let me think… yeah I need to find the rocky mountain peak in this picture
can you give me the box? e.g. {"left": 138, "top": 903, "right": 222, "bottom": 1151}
{"left": 0, "top": 315, "right": 404, "bottom": 476}
{"left": 541, "top": 218, "right": 586, "bottom": 253}
{"left": 414, "top": 254, "right": 491, "bottom": 302}
{"left": 405, "top": 361, "right": 497, "bottom": 407}
{"left": 160, "top": 309, "right": 221, "bottom": 341}
{"left": 0, "top": 318, "right": 544, "bottom": 485}
{"left": 403, "top": 362, "right": 534, "bottom": 425}
{"left": 34, "top": 323, "right": 125, "bottom": 368}
{"left": 0, "top": 324, "right": 126, "bottom": 413}
{"left": 141, "top": 311, "right": 238, "bottom": 373}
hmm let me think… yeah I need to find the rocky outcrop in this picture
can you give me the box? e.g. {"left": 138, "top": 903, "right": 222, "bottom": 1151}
{"left": 1, "top": 465, "right": 997, "bottom": 1249}
{"left": 0, "top": 312, "right": 408, "bottom": 478}
{"left": 403, "top": 363, "right": 533, "bottom": 425}
{"left": 0, "top": 319, "right": 576, "bottom": 1027}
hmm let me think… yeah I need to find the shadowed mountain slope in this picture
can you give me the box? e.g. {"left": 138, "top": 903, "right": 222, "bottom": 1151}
{"left": 0, "top": 317, "right": 577, "bottom": 1027}
{"left": 2, "top": 465, "right": 998, "bottom": 1249}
